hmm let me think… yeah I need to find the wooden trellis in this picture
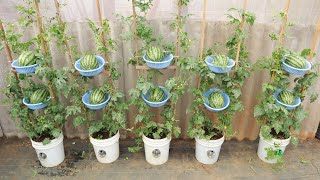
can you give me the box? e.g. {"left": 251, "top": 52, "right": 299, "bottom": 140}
{"left": 131, "top": 0, "right": 182, "bottom": 123}
{"left": 301, "top": 17, "right": 320, "bottom": 94}
{"left": 131, "top": 0, "right": 180, "bottom": 74}
{"left": 34, "top": 0, "right": 56, "bottom": 103}
{"left": 54, "top": 0, "right": 74, "bottom": 69}
{"left": 197, "top": 0, "right": 247, "bottom": 89}
{"left": 0, "top": 20, "right": 19, "bottom": 81}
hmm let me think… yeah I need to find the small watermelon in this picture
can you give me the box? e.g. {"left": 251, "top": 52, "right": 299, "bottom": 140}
{"left": 30, "top": 89, "right": 50, "bottom": 104}
{"left": 18, "top": 51, "right": 37, "bottom": 66}
{"left": 80, "top": 55, "right": 99, "bottom": 70}
{"left": 89, "top": 89, "right": 106, "bottom": 104}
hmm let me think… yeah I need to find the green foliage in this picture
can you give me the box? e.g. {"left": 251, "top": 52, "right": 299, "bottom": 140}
{"left": 122, "top": 0, "right": 190, "bottom": 152}
{"left": 254, "top": 12, "right": 319, "bottom": 163}
{"left": 185, "top": 8, "right": 255, "bottom": 140}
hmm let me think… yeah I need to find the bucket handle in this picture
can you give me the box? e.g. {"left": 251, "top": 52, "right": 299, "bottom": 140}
{"left": 207, "top": 150, "right": 216, "bottom": 159}
{"left": 152, "top": 149, "right": 161, "bottom": 158}
{"left": 99, "top": 150, "right": 106, "bottom": 158}
{"left": 38, "top": 152, "right": 47, "bottom": 161}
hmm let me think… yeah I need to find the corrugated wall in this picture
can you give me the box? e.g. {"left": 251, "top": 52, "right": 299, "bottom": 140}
{"left": 0, "top": 0, "right": 319, "bottom": 140}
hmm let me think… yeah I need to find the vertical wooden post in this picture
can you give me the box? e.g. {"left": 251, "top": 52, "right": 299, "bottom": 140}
{"left": 235, "top": 0, "right": 247, "bottom": 69}
{"left": 197, "top": 0, "right": 207, "bottom": 89}
{"left": 132, "top": 0, "right": 140, "bottom": 77}
{"left": 265, "top": 0, "right": 291, "bottom": 125}
{"left": 34, "top": 0, "right": 56, "bottom": 103}
{"left": 96, "top": 0, "right": 109, "bottom": 64}
{"left": 278, "top": 0, "right": 291, "bottom": 48}
{"left": 308, "top": 18, "right": 320, "bottom": 62}
{"left": 301, "top": 17, "right": 320, "bottom": 94}
{"left": 270, "top": 0, "right": 291, "bottom": 83}
{"left": 0, "top": 20, "right": 19, "bottom": 81}
{"left": 175, "top": 0, "right": 182, "bottom": 60}
{"left": 54, "top": 0, "right": 74, "bottom": 68}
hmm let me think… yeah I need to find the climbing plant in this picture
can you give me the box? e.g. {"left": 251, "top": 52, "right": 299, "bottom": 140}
{"left": 118, "top": 0, "right": 191, "bottom": 152}
{"left": 254, "top": 11, "right": 318, "bottom": 165}
{"left": 185, "top": 7, "right": 255, "bottom": 140}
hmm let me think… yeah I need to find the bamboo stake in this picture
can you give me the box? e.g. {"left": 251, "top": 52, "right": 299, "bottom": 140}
{"left": 308, "top": 18, "right": 320, "bottom": 62}
{"left": 132, "top": 0, "right": 140, "bottom": 77}
{"left": 34, "top": 0, "right": 56, "bottom": 103}
{"left": 235, "top": 0, "right": 247, "bottom": 69}
{"left": 0, "top": 20, "right": 19, "bottom": 81}
{"left": 96, "top": 0, "right": 109, "bottom": 64}
{"left": 197, "top": 0, "right": 207, "bottom": 89}
{"left": 264, "top": 0, "right": 291, "bottom": 125}
{"left": 270, "top": 0, "right": 291, "bottom": 83}
{"left": 54, "top": 0, "right": 73, "bottom": 68}
{"left": 175, "top": 0, "right": 182, "bottom": 60}
{"left": 301, "top": 17, "right": 320, "bottom": 94}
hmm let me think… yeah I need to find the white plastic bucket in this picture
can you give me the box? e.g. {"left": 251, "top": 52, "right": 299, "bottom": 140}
{"left": 142, "top": 135, "right": 171, "bottom": 165}
{"left": 31, "top": 133, "right": 65, "bottom": 167}
{"left": 195, "top": 136, "right": 225, "bottom": 164}
{"left": 89, "top": 131, "right": 120, "bottom": 163}
{"left": 257, "top": 132, "right": 291, "bottom": 164}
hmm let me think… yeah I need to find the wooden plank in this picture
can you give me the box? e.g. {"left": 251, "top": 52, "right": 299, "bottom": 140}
{"left": 135, "top": 65, "right": 176, "bottom": 70}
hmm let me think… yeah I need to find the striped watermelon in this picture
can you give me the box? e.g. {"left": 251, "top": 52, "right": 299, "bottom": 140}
{"left": 213, "top": 54, "right": 229, "bottom": 67}
{"left": 30, "top": 89, "right": 50, "bottom": 104}
{"left": 146, "top": 47, "right": 164, "bottom": 62}
{"left": 18, "top": 51, "right": 37, "bottom": 66}
{"left": 89, "top": 89, "right": 106, "bottom": 104}
{"left": 209, "top": 92, "right": 224, "bottom": 108}
{"left": 80, "top": 55, "right": 99, "bottom": 70}
{"left": 278, "top": 90, "right": 294, "bottom": 105}
{"left": 148, "top": 87, "right": 165, "bottom": 102}
{"left": 285, "top": 54, "right": 306, "bottom": 69}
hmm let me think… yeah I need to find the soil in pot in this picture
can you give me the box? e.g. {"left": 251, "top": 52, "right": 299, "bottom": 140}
{"left": 32, "top": 132, "right": 55, "bottom": 142}
{"left": 270, "top": 128, "right": 290, "bottom": 140}
{"left": 146, "top": 127, "right": 168, "bottom": 139}
{"left": 91, "top": 130, "right": 115, "bottom": 140}
{"left": 204, "top": 127, "right": 223, "bottom": 140}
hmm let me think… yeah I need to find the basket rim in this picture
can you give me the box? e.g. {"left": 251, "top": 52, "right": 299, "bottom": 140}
{"left": 75, "top": 55, "right": 105, "bottom": 73}
{"left": 142, "top": 86, "right": 170, "bottom": 104}
{"left": 143, "top": 54, "right": 173, "bottom": 64}
{"left": 11, "top": 60, "right": 38, "bottom": 69}
{"left": 205, "top": 55, "right": 235, "bottom": 68}
{"left": 274, "top": 89, "right": 301, "bottom": 108}
{"left": 283, "top": 54, "right": 312, "bottom": 71}
{"left": 22, "top": 97, "right": 50, "bottom": 106}
{"left": 82, "top": 90, "right": 110, "bottom": 107}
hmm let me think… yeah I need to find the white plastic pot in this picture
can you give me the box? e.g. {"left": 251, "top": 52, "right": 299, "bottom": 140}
{"left": 89, "top": 131, "right": 120, "bottom": 163}
{"left": 195, "top": 136, "right": 225, "bottom": 164}
{"left": 31, "top": 133, "right": 65, "bottom": 167}
{"left": 142, "top": 134, "right": 171, "bottom": 165}
{"left": 257, "top": 132, "right": 291, "bottom": 164}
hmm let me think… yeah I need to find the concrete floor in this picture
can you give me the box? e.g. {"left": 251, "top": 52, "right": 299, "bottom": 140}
{"left": 0, "top": 138, "right": 320, "bottom": 180}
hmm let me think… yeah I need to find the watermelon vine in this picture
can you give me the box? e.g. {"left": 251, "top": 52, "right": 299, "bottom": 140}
{"left": 254, "top": 11, "right": 319, "bottom": 165}
{"left": 120, "top": 0, "right": 191, "bottom": 152}
{"left": 1, "top": 0, "right": 69, "bottom": 144}
{"left": 49, "top": 2, "right": 127, "bottom": 139}
{"left": 183, "top": 7, "right": 256, "bottom": 140}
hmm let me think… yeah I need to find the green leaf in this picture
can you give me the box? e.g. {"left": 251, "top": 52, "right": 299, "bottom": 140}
{"left": 254, "top": 105, "right": 264, "bottom": 117}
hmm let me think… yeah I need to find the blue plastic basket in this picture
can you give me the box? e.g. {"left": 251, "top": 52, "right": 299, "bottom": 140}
{"left": 282, "top": 55, "right": 312, "bottom": 75}
{"left": 74, "top": 55, "right": 105, "bottom": 77}
{"left": 82, "top": 90, "right": 110, "bottom": 110}
{"left": 11, "top": 60, "right": 38, "bottom": 74}
{"left": 274, "top": 89, "right": 301, "bottom": 110}
{"left": 143, "top": 54, "right": 173, "bottom": 69}
{"left": 142, "top": 86, "right": 169, "bottom": 107}
{"left": 204, "top": 55, "right": 235, "bottom": 74}
{"left": 22, "top": 98, "right": 49, "bottom": 110}
{"left": 203, "top": 88, "right": 230, "bottom": 112}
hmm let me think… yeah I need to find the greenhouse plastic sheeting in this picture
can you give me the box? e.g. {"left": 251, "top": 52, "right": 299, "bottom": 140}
{"left": 0, "top": 0, "right": 319, "bottom": 140}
